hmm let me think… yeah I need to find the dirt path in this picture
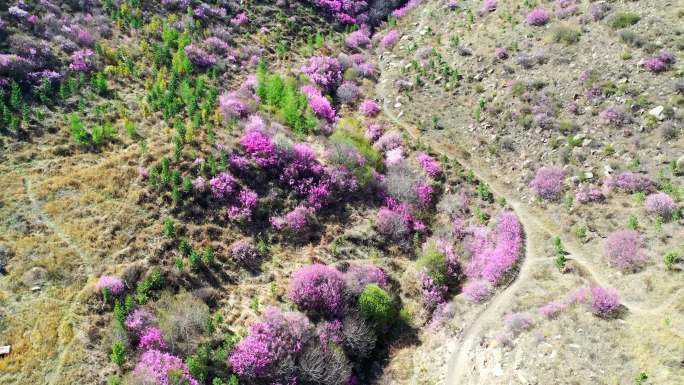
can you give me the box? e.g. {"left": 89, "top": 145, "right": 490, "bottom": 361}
{"left": 375, "top": 58, "right": 683, "bottom": 383}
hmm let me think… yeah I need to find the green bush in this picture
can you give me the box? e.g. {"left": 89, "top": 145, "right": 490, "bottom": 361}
{"left": 358, "top": 284, "right": 395, "bottom": 327}
{"left": 417, "top": 243, "right": 448, "bottom": 284}
{"left": 110, "top": 341, "right": 125, "bottom": 367}
{"left": 610, "top": 12, "right": 640, "bottom": 29}
{"left": 551, "top": 25, "right": 581, "bottom": 45}
{"left": 69, "top": 114, "right": 90, "bottom": 145}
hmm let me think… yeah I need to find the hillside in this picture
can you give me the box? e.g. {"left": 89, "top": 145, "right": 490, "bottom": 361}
{"left": 0, "top": 1, "right": 682, "bottom": 385}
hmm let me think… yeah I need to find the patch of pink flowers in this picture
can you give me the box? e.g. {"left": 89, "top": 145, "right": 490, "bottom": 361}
{"left": 392, "top": 0, "right": 423, "bottom": 18}
{"left": 96, "top": 276, "right": 125, "bottom": 296}
{"left": 575, "top": 187, "right": 605, "bottom": 204}
{"left": 209, "top": 172, "right": 237, "bottom": 199}
{"left": 138, "top": 327, "right": 167, "bottom": 351}
{"left": 465, "top": 211, "right": 524, "bottom": 285}
{"left": 526, "top": 8, "right": 550, "bottom": 26}
{"left": 416, "top": 152, "right": 442, "bottom": 178}
{"left": 530, "top": 166, "right": 565, "bottom": 200}
{"left": 125, "top": 308, "right": 156, "bottom": 334}
{"left": 463, "top": 280, "right": 493, "bottom": 303}
{"left": 289, "top": 264, "right": 345, "bottom": 316}
{"left": 645, "top": 192, "right": 677, "bottom": 219}
{"left": 301, "top": 85, "right": 337, "bottom": 122}
{"left": 134, "top": 349, "right": 199, "bottom": 385}
{"left": 346, "top": 27, "right": 371, "bottom": 49}
{"left": 604, "top": 230, "right": 648, "bottom": 272}
{"left": 359, "top": 99, "right": 380, "bottom": 117}
{"left": 416, "top": 183, "right": 434, "bottom": 206}
{"left": 344, "top": 264, "right": 388, "bottom": 295}
{"left": 605, "top": 171, "right": 655, "bottom": 193}
{"left": 538, "top": 301, "right": 565, "bottom": 318}
{"left": 300, "top": 56, "right": 342, "bottom": 92}
{"left": 69, "top": 49, "right": 95, "bottom": 72}
{"left": 379, "top": 29, "right": 399, "bottom": 49}
{"left": 230, "top": 12, "right": 249, "bottom": 26}
{"left": 590, "top": 287, "right": 620, "bottom": 317}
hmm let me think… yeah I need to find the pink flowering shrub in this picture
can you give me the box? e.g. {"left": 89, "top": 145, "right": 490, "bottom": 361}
{"left": 227, "top": 189, "right": 259, "bottom": 222}
{"left": 530, "top": 166, "right": 565, "bottom": 200}
{"left": 301, "top": 85, "right": 337, "bottom": 122}
{"left": 465, "top": 211, "right": 523, "bottom": 285}
{"left": 365, "top": 123, "right": 385, "bottom": 142}
{"left": 373, "top": 131, "right": 403, "bottom": 152}
{"left": 375, "top": 207, "right": 411, "bottom": 240}
{"left": 125, "top": 308, "right": 156, "bottom": 334}
{"left": 308, "top": 0, "right": 370, "bottom": 24}
{"left": 538, "top": 301, "right": 565, "bottom": 318}
{"left": 230, "top": 12, "right": 249, "bottom": 26}
{"left": 288, "top": 264, "right": 345, "bottom": 316}
{"left": 192, "top": 176, "right": 206, "bottom": 192}
{"left": 346, "top": 28, "right": 371, "bottom": 49}
{"left": 605, "top": 171, "right": 656, "bottom": 193}
{"left": 504, "top": 312, "right": 533, "bottom": 332}
{"left": 416, "top": 152, "right": 442, "bottom": 178}
{"left": 209, "top": 172, "right": 237, "bottom": 199}
{"left": 317, "top": 319, "right": 344, "bottom": 349}
{"left": 184, "top": 44, "right": 216, "bottom": 68}
{"left": 379, "top": 30, "right": 399, "bottom": 49}
{"left": 219, "top": 92, "right": 251, "bottom": 119}
{"left": 575, "top": 187, "right": 605, "bottom": 204}
{"left": 599, "top": 107, "right": 630, "bottom": 127}
{"left": 384, "top": 147, "right": 404, "bottom": 167}
{"left": 418, "top": 271, "right": 448, "bottom": 310}
{"left": 526, "top": 8, "right": 550, "bottom": 26}
{"left": 239, "top": 130, "right": 279, "bottom": 168}
{"left": 69, "top": 49, "right": 95, "bottom": 72}
{"left": 230, "top": 239, "right": 263, "bottom": 269}
{"left": 416, "top": 183, "right": 434, "bottom": 206}
{"left": 463, "top": 280, "right": 493, "bottom": 303}
{"left": 228, "top": 308, "right": 311, "bottom": 381}
{"left": 604, "top": 230, "right": 648, "bottom": 271}
{"left": 300, "top": 56, "right": 342, "bottom": 92}
{"left": 590, "top": 287, "right": 620, "bottom": 317}
{"left": 96, "top": 276, "right": 124, "bottom": 296}
{"left": 392, "top": 0, "right": 422, "bottom": 18}
{"left": 344, "top": 264, "right": 388, "bottom": 295}
{"left": 134, "top": 349, "right": 199, "bottom": 385}
{"left": 644, "top": 50, "right": 676, "bottom": 73}
{"left": 139, "top": 327, "right": 167, "bottom": 351}
{"left": 478, "top": 0, "right": 497, "bottom": 15}
{"left": 645, "top": 192, "right": 676, "bottom": 219}
{"left": 359, "top": 99, "right": 380, "bottom": 117}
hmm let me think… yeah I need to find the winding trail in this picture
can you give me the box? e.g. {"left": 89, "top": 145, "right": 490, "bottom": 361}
{"left": 375, "top": 60, "right": 683, "bottom": 383}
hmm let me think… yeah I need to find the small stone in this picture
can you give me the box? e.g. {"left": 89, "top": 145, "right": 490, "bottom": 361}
{"left": 676, "top": 156, "right": 684, "bottom": 174}
{"left": 648, "top": 106, "right": 665, "bottom": 121}
{"left": 0, "top": 346, "right": 10, "bottom": 356}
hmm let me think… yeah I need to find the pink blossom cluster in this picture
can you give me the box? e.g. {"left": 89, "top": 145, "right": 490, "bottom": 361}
{"left": 317, "top": 319, "right": 344, "bottom": 349}
{"left": 69, "top": 49, "right": 95, "bottom": 72}
{"left": 271, "top": 206, "right": 315, "bottom": 234}
{"left": 125, "top": 308, "right": 156, "bottom": 334}
{"left": 605, "top": 171, "right": 656, "bottom": 193}
{"left": 379, "top": 30, "right": 399, "bottom": 50}
{"left": 575, "top": 187, "right": 605, "bottom": 204}
{"left": 359, "top": 99, "right": 380, "bottom": 117}
{"left": 644, "top": 49, "right": 676, "bottom": 73}
{"left": 219, "top": 92, "right": 252, "bottom": 119}
{"left": 590, "top": 287, "right": 620, "bottom": 317}
{"left": 227, "top": 189, "right": 259, "bottom": 222}
{"left": 301, "top": 85, "right": 337, "bottom": 122}
{"left": 239, "top": 130, "right": 280, "bottom": 168}
{"left": 598, "top": 107, "right": 629, "bottom": 127}
{"left": 344, "top": 264, "right": 388, "bottom": 295}
{"left": 228, "top": 308, "right": 311, "bottom": 380}
{"left": 230, "top": 239, "right": 262, "bottom": 268}
{"left": 478, "top": 0, "right": 497, "bottom": 15}
{"left": 346, "top": 27, "right": 371, "bottom": 49}
{"left": 134, "top": 349, "right": 199, "bottom": 385}
{"left": 530, "top": 166, "right": 565, "bottom": 200}
{"left": 95, "top": 275, "right": 125, "bottom": 296}
{"left": 391, "top": 0, "right": 423, "bottom": 18}
{"left": 138, "top": 327, "right": 167, "bottom": 351}
{"left": 309, "top": 0, "right": 370, "bottom": 24}
{"left": 209, "top": 172, "right": 237, "bottom": 199}
{"left": 538, "top": 300, "right": 566, "bottom": 318}
{"left": 300, "top": 56, "right": 342, "bottom": 92}
{"left": 230, "top": 12, "right": 249, "bottom": 26}
{"left": 416, "top": 152, "right": 442, "bottom": 178}
{"left": 526, "top": 8, "right": 550, "bottom": 26}
{"left": 556, "top": 0, "right": 578, "bottom": 19}
{"left": 604, "top": 230, "right": 648, "bottom": 271}
{"left": 184, "top": 44, "right": 217, "bottom": 68}
{"left": 645, "top": 192, "right": 676, "bottom": 219}
{"left": 462, "top": 280, "right": 493, "bottom": 303}
{"left": 288, "top": 264, "right": 345, "bottom": 316}
{"left": 364, "top": 123, "right": 385, "bottom": 142}
{"left": 418, "top": 271, "right": 448, "bottom": 310}
{"left": 416, "top": 183, "right": 434, "bottom": 206}
{"left": 465, "top": 211, "right": 523, "bottom": 285}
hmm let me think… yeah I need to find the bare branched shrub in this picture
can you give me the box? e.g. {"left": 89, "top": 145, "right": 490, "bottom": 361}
{"left": 341, "top": 314, "right": 376, "bottom": 359}
{"left": 157, "top": 292, "right": 210, "bottom": 355}
{"left": 384, "top": 160, "right": 423, "bottom": 204}
{"left": 298, "top": 343, "right": 352, "bottom": 385}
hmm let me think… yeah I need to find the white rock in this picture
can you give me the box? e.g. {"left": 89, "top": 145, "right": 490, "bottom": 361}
{"left": 0, "top": 346, "right": 10, "bottom": 355}
{"left": 648, "top": 105, "right": 665, "bottom": 120}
